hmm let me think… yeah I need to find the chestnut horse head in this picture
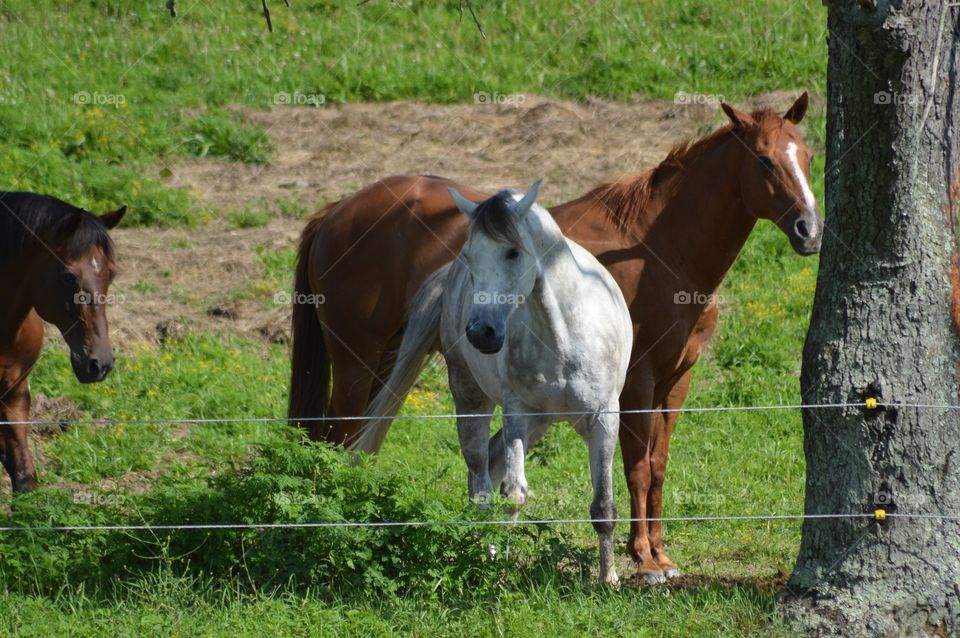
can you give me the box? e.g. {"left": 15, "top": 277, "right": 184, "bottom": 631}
{"left": 719, "top": 92, "right": 822, "bottom": 255}
{"left": 0, "top": 193, "right": 125, "bottom": 383}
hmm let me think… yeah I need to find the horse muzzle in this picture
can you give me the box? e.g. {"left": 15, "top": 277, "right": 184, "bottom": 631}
{"left": 465, "top": 320, "right": 505, "bottom": 355}
{"left": 70, "top": 349, "right": 115, "bottom": 383}
{"left": 789, "top": 214, "right": 823, "bottom": 256}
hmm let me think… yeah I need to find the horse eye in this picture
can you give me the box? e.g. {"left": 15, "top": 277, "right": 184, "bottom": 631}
{"left": 61, "top": 271, "right": 79, "bottom": 288}
{"left": 505, "top": 248, "right": 520, "bottom": 260}
{"left": 758, "top": 155, "right": 775, "bottom": 171}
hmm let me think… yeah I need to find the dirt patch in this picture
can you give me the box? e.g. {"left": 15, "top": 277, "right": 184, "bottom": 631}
{"left": 29, "top": 395, "right": 85, "bottom": 434}
{"left": 104, "top": 218, "right": 298, "bottom": 347}
{"left": 102, "top": 93, "right": 802, "bottom": 349}
{"left": 166, "top": 95, "right": 723, "bottom": 209}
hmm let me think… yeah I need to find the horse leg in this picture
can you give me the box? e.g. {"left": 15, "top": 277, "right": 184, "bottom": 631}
{"left": 648, "top": 371, "right": 691, "bottom": 579}
{"left": 366, "top": 331, "right": 404, "bottom": 406}
{"left": 487, "top": 414, "right": 552, "bottom": 489}
{"left": 448, "top": 362, "right": 495, "bottom": 507}
{"left": 322, "top": 339, "right": 382, "bottom": 445}
{"left": 499, "top": 400, "right": 531, "bottom": 512}
{"left": 0, "top": 379, "right": 36, "bottom": 493}
{"left": 580, "top": 408, "right": 620, "bottom": 586}
{"left": 618, "top": 378, "right": 662, "bottom": 584}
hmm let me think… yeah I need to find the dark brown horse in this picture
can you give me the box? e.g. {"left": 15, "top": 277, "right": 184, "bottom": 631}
{"left": 0, "top": 192, "right": 124, "bottom": 493}
{"left": 289, "top": 95, "right": 821, "bottom": 582}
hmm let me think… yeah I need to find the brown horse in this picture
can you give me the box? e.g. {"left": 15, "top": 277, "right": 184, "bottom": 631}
{"left": 0, "top": 192, "right": 125, "bottom": 493}
{"left": 288, "top": 94, "right": 821, "bottom": 582}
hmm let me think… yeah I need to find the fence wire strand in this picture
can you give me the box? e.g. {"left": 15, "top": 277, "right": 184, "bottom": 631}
{"left": 1, "top": 512, "right": 960, "bottom": 534}
{"left": 3, "top": 400, "right": 960, "bottom": 533}
{"left": 1, "top": 400, "right": 955, "bottom": 428}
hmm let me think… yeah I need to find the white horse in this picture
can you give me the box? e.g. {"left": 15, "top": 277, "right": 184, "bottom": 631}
{"left": 349, "top": 180, "right": 633, "bottom": 585}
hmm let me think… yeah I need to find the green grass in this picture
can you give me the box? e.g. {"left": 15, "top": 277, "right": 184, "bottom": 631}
{"left": 1, "top": 576, "right": 795, "bottom": 638}
{"left": 29, "top": 336, "right": 288, "bottom": 483}
{"left": 182, "top": 110, "right": 272, "bottom": 164}
{"left": 227, "top": 207, "right": 273, "bottom": 229}
{"left": 0, "top": 0, "right": 825, "bottom": 225}
{"left": 256, "top": 247, "right": 297, "bottom": 286}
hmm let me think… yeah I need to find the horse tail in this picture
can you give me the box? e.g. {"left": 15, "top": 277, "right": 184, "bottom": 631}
{"left": 288, "top": 206, "right": 334, "bottom": 440}
{"left": 347, "top": 264, "right": 450, "bottom": 454}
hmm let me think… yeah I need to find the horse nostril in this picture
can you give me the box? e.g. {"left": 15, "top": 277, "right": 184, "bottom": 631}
{"left": 482, "top": 326, "right": 496, "bottom": 341}
{"left": 88, "top": 358, "right": 101, "bottom": 377}
{"left": 794, "top": 219, "right": 810, "bottom": 239}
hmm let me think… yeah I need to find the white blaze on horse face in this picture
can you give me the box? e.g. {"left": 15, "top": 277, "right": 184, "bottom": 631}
{"left": 786, "top": 142, "right": 818, "bottom": 228}
{"left": 91, "top": 257, "right": 100, "bottom": 274}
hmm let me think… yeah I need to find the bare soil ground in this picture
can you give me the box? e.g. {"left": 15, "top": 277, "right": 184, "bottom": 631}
{"left": 102, "top": 93, "right": 800, "bottom": 349}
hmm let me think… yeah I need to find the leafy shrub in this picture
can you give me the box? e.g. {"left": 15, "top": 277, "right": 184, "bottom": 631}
{"left": 0, "top": 441, "right": 586, "bottom": 601}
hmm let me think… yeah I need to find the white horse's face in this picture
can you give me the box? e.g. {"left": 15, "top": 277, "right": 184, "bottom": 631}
{"left": 449, "top": 180, "right": 543, "bottom": 355}
{"left": 460, "top": 231, "right": 538, "bottom": 354}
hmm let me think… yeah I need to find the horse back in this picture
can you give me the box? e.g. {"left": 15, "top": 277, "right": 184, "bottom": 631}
{"left": 307, "top": 176, "right": 486, "bottom": 319}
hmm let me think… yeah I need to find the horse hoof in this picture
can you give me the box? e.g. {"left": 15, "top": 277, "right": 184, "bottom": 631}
{"left": 663, "top": 567, "right": 681, "bottom": 579}
{"left": 12, "top": 476, "right": 37, "bottom": 494}
{"left": 641, "top": 571, "right": 666, "bottom": 586}
{"left": 602, "top": 573, "right": 621, "bottom": 588}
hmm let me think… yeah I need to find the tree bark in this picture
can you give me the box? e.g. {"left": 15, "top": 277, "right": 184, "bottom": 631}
{"left": 780, "top": 1, "right": 960, "bottom": 636}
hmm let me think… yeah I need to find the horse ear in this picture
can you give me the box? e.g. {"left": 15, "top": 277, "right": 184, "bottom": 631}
{"left": 59, "top": 210, "right": 85, "bottom": 238}
{"left": 448, "top": 188, "right": 479, "bottom": 219}
{"left": 512, "top": 178, "right": 542, "bottom": 218}
{"left": 721, "top": 103, "right": 753, "bottom": 129}
{"left": 99, "top": 206, "right": 126, "bottom": 230}
{"left": 784, "top": 91, "right": 809, "bottom": 124}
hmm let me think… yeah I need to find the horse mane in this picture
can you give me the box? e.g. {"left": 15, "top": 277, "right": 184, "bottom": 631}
{"left": 470, "top": 190, "right": 525, "bottom": 250}
{"left": 0, "top": 192, "right": 115, "bottom": 263}
{"left": 588, "top": 109, "right": 781, "bottom": 234}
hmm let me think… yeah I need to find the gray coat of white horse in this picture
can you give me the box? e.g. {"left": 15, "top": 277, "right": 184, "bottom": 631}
{"left": 349, "top": 180, "right": 633, "bottom": 585}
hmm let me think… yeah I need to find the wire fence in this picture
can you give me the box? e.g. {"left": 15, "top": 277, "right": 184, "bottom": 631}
{"left": 3, "top": 399, "right": 960, "bottom": 534}
{"left": 1, "top": 399, "right": 956, "bottom": 428}
{"left": 1, "top": 512, "right": 960, "bottom": 534}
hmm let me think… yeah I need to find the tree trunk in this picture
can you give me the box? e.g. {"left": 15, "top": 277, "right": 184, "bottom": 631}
{"left": 780, "top": 1, "right": 960, "bottom": 635}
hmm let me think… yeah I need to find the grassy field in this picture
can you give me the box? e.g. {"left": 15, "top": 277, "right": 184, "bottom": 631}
{"left": 0, "top": 0, "right": 825, "bottom": 225}
{"left": 0, "top": 1, "right": 828, "bottom": 636}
